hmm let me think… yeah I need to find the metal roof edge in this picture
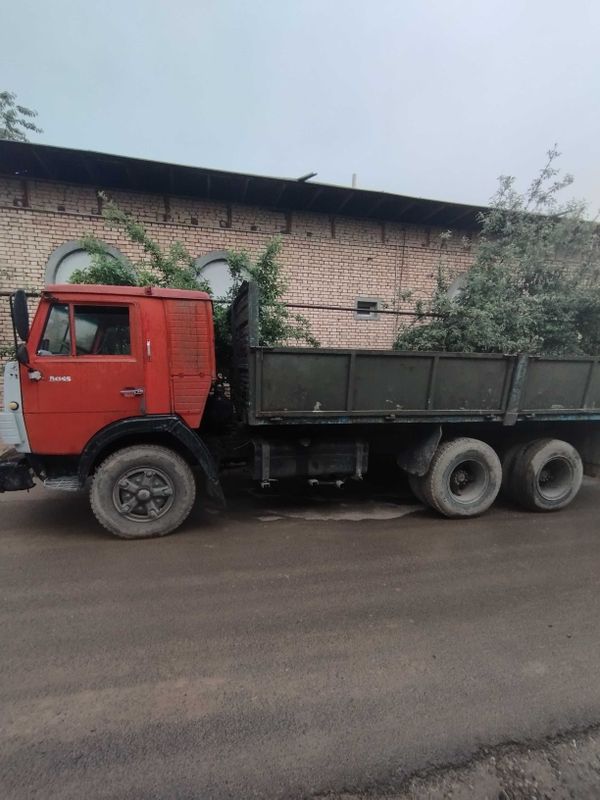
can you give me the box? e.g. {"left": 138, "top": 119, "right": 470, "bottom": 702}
{"left": 0, "top": 140, "right": 488, "bottom": 230}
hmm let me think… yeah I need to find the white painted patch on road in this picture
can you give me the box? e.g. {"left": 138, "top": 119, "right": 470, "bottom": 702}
{"left": 523, "top": 660, "right": 549, "bottom": 677}
{"left": 259, "top": 500, "right": 421, "bottom": 522}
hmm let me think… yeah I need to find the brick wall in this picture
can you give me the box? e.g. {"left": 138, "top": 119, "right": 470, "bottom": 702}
{"left": 0, "top": 176, "right": 477, "bottom": 374}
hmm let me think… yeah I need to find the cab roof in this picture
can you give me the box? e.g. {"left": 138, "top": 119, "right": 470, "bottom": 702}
{"left": 44, "top": 284, "right": 212, "bottom": 301}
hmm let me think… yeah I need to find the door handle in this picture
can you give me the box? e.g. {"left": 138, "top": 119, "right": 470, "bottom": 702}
{"left": 121, "top": 387, "right": 144, "bottom": 397}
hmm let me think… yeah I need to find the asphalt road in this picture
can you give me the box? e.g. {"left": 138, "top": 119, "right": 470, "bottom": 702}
{"left": 2, "top": 478, "right": 600, "bottom": 800}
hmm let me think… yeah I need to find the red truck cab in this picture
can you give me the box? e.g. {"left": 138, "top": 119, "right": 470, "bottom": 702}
{"left": 22, "top": 284, "right": 215, "bottom": 454}
{"left": 1, "top": 285, "right": 224, "bottom": 539}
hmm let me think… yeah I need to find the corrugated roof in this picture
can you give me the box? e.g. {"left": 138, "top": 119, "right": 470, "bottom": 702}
{"left": 0, "top": 140, "right": 487, "bottom": 230}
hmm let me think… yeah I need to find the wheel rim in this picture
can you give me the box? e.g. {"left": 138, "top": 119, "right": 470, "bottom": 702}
{"left": 536, "top": 457, "right": 573, "bottom": 501}
{"left": 112, "top": 466, "right": 175, "bottom": 522}
{"left": 448, "top": 459, "right": 489, "bottom": 504}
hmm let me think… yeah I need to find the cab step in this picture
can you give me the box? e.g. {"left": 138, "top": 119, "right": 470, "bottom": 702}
{"left": 43, "top": 476, "right": 82, "bottom": 492}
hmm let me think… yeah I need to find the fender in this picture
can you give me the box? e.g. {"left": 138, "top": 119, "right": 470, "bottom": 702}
{"left": 396, "top": 425, "right": 442, "bottom": 477}
{"left": 78, "top": 415, "right": 225, "bottom": 507}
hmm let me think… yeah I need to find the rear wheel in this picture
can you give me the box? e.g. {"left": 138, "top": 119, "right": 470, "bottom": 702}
{"left": 422, "top": 437, "right": 502, "bottom": 518}
{"left": 510, "top": 438, "right": 582, "bottom": 512}
{"left": 90, "top": 445, "right": 196, "bottom": 539}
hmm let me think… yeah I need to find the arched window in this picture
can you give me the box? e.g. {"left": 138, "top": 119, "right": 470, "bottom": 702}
{"left": 44, "top": 240, "right": 125, "bottom": 285}
{"left": 195, "top": 250, "right": 250, "bottom": 298}
{"left": 446, "top": 274, "right": 467, "bottom": 300}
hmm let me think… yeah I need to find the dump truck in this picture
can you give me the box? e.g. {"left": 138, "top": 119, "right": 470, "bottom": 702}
{"left": 1, "top": 282, "right": 599, "bottom": 538}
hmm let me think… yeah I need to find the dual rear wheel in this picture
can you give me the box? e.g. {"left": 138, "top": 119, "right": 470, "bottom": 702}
{"left": 409, "top": 437, "right": 583, "bottom": 518}
{"left": 502, "top": 438, "right": 583, "bottom": 512}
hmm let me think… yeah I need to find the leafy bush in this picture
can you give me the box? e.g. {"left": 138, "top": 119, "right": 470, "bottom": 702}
{"left": 210, "top": 237, "right": 319, "bottom": 370}
{"left": 395, "top": 149, "right": 600, "bottom": 355}
{"left": 70, "top": 196, "right": 211, "bottom": 292}
{"left": 70, "top": 197, "right": 317, "bottom": 370}
{"left": 225, "top": 238, "right": 319, "bottom": 347}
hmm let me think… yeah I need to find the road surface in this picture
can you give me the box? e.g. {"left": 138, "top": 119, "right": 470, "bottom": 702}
{"left": 1, "top": 478, "right": 600, "bottom": 799}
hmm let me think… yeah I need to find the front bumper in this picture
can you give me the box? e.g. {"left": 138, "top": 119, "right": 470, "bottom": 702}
{"left": 0, "top": 456, "right": 35, "bottom": 492}
{"left": 0, "top": 411, "right": 23, "bottom": 446}
{"left": 1, "top": 361, "right": 31, "bottom": 453}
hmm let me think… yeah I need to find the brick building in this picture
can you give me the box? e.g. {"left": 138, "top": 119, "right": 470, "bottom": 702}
{"left": 0, "top": 140, "right": 484, "bottom": 362}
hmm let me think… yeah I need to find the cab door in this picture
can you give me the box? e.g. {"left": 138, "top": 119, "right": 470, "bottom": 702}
{"left": 22, "top": 300, "right": 145, "bottom": 455}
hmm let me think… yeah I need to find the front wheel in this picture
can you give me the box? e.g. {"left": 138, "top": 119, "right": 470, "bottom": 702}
{"left": 90, "top": 445, "right": 196, "bottom": 539}
{"left": 422, "top": 437, "right": 502, "bottom": 518}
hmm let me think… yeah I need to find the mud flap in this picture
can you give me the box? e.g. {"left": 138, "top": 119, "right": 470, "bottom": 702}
{"left": 396, "top": 425, "right": 442, "bottom": 477}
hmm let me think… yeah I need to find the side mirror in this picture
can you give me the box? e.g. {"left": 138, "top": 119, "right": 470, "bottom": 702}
{"left": 16, "top": 343, "right": 30, "bottom": 366}
{"left": 12, "top": 289, "right": 30, "bottom": 342}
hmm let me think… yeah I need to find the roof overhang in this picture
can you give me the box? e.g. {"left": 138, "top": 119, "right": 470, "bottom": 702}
{"left": 0, "top": 140, "right": 486, "bottom": 230}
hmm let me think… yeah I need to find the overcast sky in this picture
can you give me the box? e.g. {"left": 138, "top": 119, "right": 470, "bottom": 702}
{"left": 2, "top": 0, "right": 600, "bottom": 209}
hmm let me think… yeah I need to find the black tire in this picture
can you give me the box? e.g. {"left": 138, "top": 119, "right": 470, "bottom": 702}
{"left": 422, "top": 437, "right": 502, "bottom": 518}
{"left": 408, "top": 473, "right": 428, "bottom": 505}
{"left": 90, "top": 445, "right": 196, "bottom": 539}
{"left": 510, "top": 438, "right": 583, "bottom": 512}
{"left": 500, "top": 442, "right": 526, "bottom": 498}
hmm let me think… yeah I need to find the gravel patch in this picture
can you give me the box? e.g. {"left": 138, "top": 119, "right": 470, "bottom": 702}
{"left": 320, "top": 725, "right": 600, "bottom": 800}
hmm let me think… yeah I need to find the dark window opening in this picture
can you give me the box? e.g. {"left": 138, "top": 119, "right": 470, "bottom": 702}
{"left": 74, "top": 305, "right": 131, "bottom": 355}
{"left": 356, "top": 299, "right": 379, "bottom": 319}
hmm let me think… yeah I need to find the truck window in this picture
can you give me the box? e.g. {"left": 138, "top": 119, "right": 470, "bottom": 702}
{"left": 38, "top": 304, "right": 71, "bottom": 355}
{"left": 74, "top": 305, "right": 131, "bottom": 355}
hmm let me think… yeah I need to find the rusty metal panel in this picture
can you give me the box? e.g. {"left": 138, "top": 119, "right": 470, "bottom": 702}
{"left": 522, "top": 359, "right": 593, "bottom": 410}
{"left": 230, "top": 282, "right": 600, "bottom": 427}
{"left": 255, "top": 350, "right": 513, "bottom": 417}
{"left": 352, "top": 354, "right": 432, "bottom": 411}
{"left": 260, "top": 352, "right": 350, "bottom": 412}
{"left": 432, "top": 356, "right": 510, "bottom": 410}
{"left": 247, "top": 348, "right": 600, "bottom": 424}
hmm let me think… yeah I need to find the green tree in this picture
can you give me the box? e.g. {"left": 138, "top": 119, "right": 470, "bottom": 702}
{"left": 0, "top": 91, "right": 42, "bottom": 142}
{"left": 210, "top": 237, "right": 319, "bottom": 369}
{"left": 223, "top": 238, "right": 319, "bottom": 347}
{"left": 71, "top": 196, "right": 318, "bottom": 368}
{"left": 71, "top": 196, "right": 209, "bottom": 291}
{"left": 395, "top": 149, "right": 600, "bottom": 356}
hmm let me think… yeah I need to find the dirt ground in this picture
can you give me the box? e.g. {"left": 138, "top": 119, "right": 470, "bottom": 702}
{"left": 325, "top": 726, "right": 600, "bottom": 799}
{"left": 2, "top": 474, "right": 600, "bottom": 799}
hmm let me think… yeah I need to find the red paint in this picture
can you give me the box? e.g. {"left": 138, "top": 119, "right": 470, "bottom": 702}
{"left": 20, "top": 284, "right": 215, "bottom": 454}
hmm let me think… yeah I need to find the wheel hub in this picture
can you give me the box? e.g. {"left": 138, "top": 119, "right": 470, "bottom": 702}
{"left": 536, "top": 457, "right": 573, "bottom": 501}
{"left": 452, "top": 469, "right": 470, "bottom": 488}
{"left": 113, "top": 466, "right": 175, "bottom": 522}
{"left": 448, "top": 458, "right": 489, "bottom": 503}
